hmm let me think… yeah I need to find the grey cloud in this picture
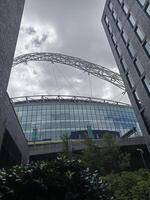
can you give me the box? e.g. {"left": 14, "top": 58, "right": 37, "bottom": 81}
{"left": 31, "top": 33, "right": 48, "bottom": 48}
{"left": 8, "top": 0, "right": 130, "bottom": 104}
{"left": 21, "top": 26, "right": 36, "bottom": 35}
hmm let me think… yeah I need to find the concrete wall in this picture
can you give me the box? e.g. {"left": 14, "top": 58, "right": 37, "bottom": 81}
{"left": 0, "top": 94, "right": 28, "bottom": 164}
{"left": 29, "top": 137, "right": 145, "bottom": 156}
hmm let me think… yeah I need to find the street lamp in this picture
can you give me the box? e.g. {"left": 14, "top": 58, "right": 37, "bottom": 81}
{"left": 137, "top": 148, "right": 147, "bottom": 168}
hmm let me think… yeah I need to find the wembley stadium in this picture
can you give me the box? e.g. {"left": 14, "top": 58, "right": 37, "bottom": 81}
{"left": 11, "top": 95, "right": 141, "bottom": 142}
{"left": 10, "top": 53, "right": 142, "bottom": 142}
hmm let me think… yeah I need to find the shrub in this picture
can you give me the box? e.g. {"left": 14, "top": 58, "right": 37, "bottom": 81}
{"left": 0, "top": 157, "right": 113, "bottom": 200}
{"left": 103, "top": 169, "right": 150, "bottom": 200}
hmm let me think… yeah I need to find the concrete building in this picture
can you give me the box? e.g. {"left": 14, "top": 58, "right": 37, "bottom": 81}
{"left": 102, "top": 0, "right": 150, "bottom": 149}
{"left": 0, "top": 0, "right": 28, "bottom": 167}
{"left": 12, "top": 95, "right": 141, "bottom": 142}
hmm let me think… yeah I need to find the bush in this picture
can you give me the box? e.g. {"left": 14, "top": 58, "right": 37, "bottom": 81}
{"left": 0, "top": 157, "right": 113, "bottom": 200}
{"left": 81, "top": 134, "right": 130, "bottom": 175}
{"left": 103, "top": 169, "right": 150, "bottom": 200}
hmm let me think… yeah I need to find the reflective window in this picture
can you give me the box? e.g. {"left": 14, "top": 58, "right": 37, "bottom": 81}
{"left": 13, "top": 99, "right": 141, "bottom": 141}
{"left": 127, "top": 72, "right": 134, "bottom": 88}
{"left": 112, "top": 34, "right": 117, "bottom": 44}
{"left": 108, "top": 24, "right": 113, "bottom": 34}
{"left": 143, "top": 76, "right": 150, "bottom": 94}
{"left": 128, "top": 14, "right": 136, "bottom": 27}
{"left": 117, "top": 19, "right": 122, "bottom": 31}
{"left": 141, "top": 111, "right": 150, "bottom": 134}
{"left": 116, "top": 45, "right": 121, "bottom": 57}
{"left": 109, "top": 1, "right": 113, "bottom": 11}
{"left": 118, "top": 0, "right": 123, "bottom": 5}
{"left": 133, "top": 90, "right": 141, "bottom": 108}
{"left": 134, "top": 58, "right": 144, "bottom": 75}
{"left": 105, "top": 15, "right": 109, "bottom": 25}
{"left": 128, "top": 43, "right": 136, "bottom": 58}
{"left": 146, "top": 3, "right": 150, "bottom": 16}
{"left": 135, "top": 25, "right": 145, "bottom": 42}
{"left": 144, "top": 40, "right": 150, "bottom": 57}
{"left": 123, "top": 3, "right": 129, "bottom": 14}
{"left": 112, "top": 10, "right": 117, "bottom": 20}
{"left": 138, "top": 0, "right": 146, "bottom": 6}
{"left": 122, "top": 31, "right": 128, "bottom": 44}
{"left": 121, "top": 58, "right": 128, "bottom": 71}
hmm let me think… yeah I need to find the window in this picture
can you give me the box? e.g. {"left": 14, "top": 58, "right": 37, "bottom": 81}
{"left": 133, "top": 90, "right": 141, "bottom": 108}
{"left": 116, "top": 45, "right": 121, "bottom": 57}
{"left": 141, "top": 111, "right": 150, "bottom": 134}
{"left": 121, "top": 58, "right": 128, "bottom": 71}
{"left": 118, "top": 0, "right": 123, "bottom": 5}
{"left": 117, "top": 19, "right": 122, "bottom": 31}
{"left": 143, "top": 76, "right": 150, "bottom": 94}
{"left": 127, "top": 72, "right": 134, "bottom": 88}
{"left": 123, "top": 3, "right": 129, "bottom": 14}
{"left": 134, "top": 58, "right": 144, "bottom": 75}
{"left": 112, "top": 34, "right": 117, "bottom": 44}
{"left": 128, "top": 43, "right": 136, "bottom": 58}
{"left": 146, "top": 3, "right": 150, "bottom": 16}
{"left": 144, "top": 41, "right": 150, "bottom": 57}
{"left": 108, "top": 24, "right": 113, "bottom": 34}
{"left": 138, "top": 0, "right": 146, "bottom": 6}
{"left": 128, "top": 14, "right": 136, "bottom": 27}
{"left": 105, "top": 15, "right": 109, "bottom": 25}
{"left": 135, "top": 25, "right": 145, "bottom": 42}
{"left": 112, "top": 10, "right": 117, "bottom": 20}
{"left": 122, "top": 31, "right": 128, "bottom": 44}
{"left": 109, "top": 1, "right": 113, "bottom": 11}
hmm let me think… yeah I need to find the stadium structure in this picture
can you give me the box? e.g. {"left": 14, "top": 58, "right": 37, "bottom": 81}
{"left": 12, "top": 94, "right": 141, "bottom": 142}
{"left": 11, "top": 53, "right": 141, "bottom": 142}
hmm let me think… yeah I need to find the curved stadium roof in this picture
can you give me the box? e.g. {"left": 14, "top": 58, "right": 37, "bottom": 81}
{"left": 11, "top": 94, "right": 130, "bottom": 106}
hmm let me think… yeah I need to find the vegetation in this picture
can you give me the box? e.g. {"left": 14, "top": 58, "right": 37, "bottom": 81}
{"left": 103, "top": 169, "right": 150, "bottom": 200}
{"left": 0, "top": 157, "right": 113, "bottom": 200}
{"left": 1, "top": 133, "right": 150, "bottom": 199}
{"left": 61, "top": 133, "right": 72, "bottom": 159}
{"left": 81, "top": 134, "right": 130, "bottom": 175}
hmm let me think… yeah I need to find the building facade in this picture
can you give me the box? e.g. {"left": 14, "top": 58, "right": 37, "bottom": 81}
{"left": 0, "top": 0, "right": 28, "bottom": 166}
{"left": 12, "top": 95, "right": 141, "bottom": 142}
{"left": 102, "top": 0, "right": 150, "bottom": 149}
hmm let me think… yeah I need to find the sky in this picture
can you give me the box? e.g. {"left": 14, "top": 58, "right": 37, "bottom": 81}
{"left": 8, "top": 0, "right": 130, "bottom": 103}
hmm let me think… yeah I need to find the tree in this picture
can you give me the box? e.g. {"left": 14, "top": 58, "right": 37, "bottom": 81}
{"left": 103, "top": 169, "right": 150, "bottom": 200}
{"left": 61, "top": 133, "right": 72, "bottom": 159}
{"left": 81, "top": 133, "right": 130, "bottom": 175}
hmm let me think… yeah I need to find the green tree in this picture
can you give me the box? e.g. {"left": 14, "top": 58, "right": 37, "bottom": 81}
{"left": 103, "top": 169, "right": 150, "bottom": 200}
{"left": 61, "top": 133, "right": 72, "bottom": 159}
{"left": 81, "top": 133, "right": 130, "bottom": 175}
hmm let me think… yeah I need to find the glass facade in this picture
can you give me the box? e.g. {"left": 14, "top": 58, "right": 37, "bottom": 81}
{"left": 12, "top": 95, "right": 141, "bottom": 141}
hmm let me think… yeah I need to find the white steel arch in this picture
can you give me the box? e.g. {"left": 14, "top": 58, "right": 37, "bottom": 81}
{"left": 13, "top": 52, "right": 125, "bottom": 90}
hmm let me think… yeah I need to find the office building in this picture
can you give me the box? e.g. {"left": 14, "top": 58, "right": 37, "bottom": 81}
{"left": 0, "top": 0, "right": 28, "bottom": 166}
{"left": 102, "top": 0, "right": 150, "bottom": 149}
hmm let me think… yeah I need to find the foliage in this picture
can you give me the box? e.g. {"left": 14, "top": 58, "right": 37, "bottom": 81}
{"left": 103, "top": 169, "right": 150, "bottom": 200}
{"left": 81, "top": 134, "right": 130, "bottom": 175}
{"left": 61, "top": 133, "right": 72, "bottom": 159}
{"left": 0, "top": 157, "right": 113, "bottom": 200}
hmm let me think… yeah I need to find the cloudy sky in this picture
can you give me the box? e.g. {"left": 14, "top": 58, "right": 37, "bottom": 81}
{"left": 8, "top": 0, "right": 130, "bottom": 103}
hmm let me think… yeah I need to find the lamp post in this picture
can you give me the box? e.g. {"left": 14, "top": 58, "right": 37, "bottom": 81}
{"left": 137, "top": 148, "right": 147, "bottom": 168}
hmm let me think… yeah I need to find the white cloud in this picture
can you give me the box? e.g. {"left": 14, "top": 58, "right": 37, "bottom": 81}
{"left": 8, "top": 0, "right": 130, "bottom": 105}
{"left": 15, "top": 23, "right": 58, "bottom": 56}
